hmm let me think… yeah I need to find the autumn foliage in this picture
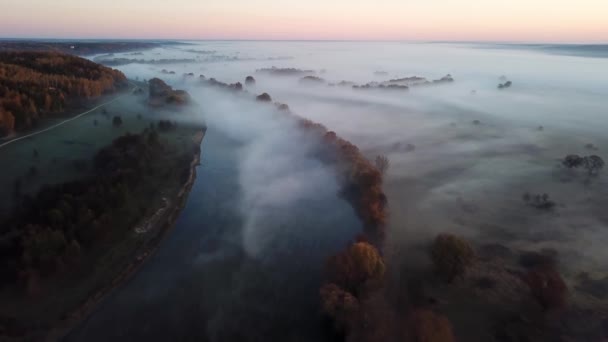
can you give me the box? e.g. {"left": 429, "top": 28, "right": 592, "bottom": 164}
{"left": 0, "top": 51, "right": 127, "bottom": 136}
{"left": 0, "top": 129, "right": 195, "bottom": 290}
{"left": 327, "top": 242, "right": 385, "bottom": 295}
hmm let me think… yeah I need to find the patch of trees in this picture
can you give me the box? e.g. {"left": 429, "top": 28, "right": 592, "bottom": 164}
{"left": 256, "top": 93, "right": 272, "bottom": 102}
{"left": 255, "top": 66, "right": 315, "bottom": 76}
{"left": 353, "top": 83, "right": 409, "bottom": 91}
{"left": 320, "top": 242, "right": 385, "bottom": 334}
{"left": 200, "top": 77, "right": 243, "bottom": 91}
{"left": 299, "top": 76, "right": 326, "bottom": 85}
{"left": 562, "top": 154, "right": 604, "bottom": 175}
{"left": 0, "top": 51, "right": 127, "bottom": 136}
{"left": 0, "top": 129, "right": 195, "bottom": 293}
{"left": 148, "top": 78, "right": 190, "bottom": 106}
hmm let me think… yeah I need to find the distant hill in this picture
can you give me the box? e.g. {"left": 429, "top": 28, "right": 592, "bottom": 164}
{"left": 0, "top": 51, "right": 128, "bottom": 137}
{"left": 0, "top": 40, "right": 159, "bottom": 56}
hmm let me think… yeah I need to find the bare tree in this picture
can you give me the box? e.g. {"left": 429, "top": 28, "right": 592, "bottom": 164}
{"left": 375, "top": 155, "right": 389, "bottom": 175}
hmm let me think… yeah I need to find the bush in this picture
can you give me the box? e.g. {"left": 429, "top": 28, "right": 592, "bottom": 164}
{"left": 327, "top": 242, "right": 385, "bottom": 294}
{"left": 245, "top": 76, "right": 256, "bottom": 85}
{"left": 431, "top": 233, "right": 475, "bottom": 282}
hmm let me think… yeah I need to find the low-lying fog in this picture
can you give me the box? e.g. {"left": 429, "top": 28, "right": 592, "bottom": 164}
{"left": 86, "top": 41, "right": 608, "bottom": 339}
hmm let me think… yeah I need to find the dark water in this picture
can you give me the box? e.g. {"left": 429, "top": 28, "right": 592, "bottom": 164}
{"left": 66, "top": 126, "right": 361, "bottom": 342}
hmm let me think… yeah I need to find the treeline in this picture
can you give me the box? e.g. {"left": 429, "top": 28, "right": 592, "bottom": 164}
{"left": 201, "top": 76, "right": 388, "bottom": 240}
{"left": 0, "top": 129, "right": 194, "bottom": 295}
{"left": 0, "top": 51, "right": 127, "bottom": 136}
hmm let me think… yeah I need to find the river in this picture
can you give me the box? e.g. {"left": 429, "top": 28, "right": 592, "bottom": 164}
{"left": 65, "top": 125, "right": 361, "bottom": 341}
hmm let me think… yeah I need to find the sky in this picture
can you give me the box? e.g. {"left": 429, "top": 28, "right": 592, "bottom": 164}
{"left": 0, "top": 0, "right": 607, "bottom": 42}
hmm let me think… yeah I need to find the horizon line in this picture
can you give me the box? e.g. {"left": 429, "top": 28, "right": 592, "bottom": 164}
{"left": 1, "top": 37, "right": 607, "bottom": 45}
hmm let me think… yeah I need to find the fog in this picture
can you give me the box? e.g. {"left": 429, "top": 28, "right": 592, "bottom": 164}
{"left": 78, "top": 41, "right": 608, "bottom": 340}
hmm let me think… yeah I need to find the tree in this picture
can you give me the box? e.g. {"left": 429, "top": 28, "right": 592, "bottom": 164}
{"left": 431, "top": 233, "right": 475, "bottom": 282}
{"left": 524, "top": 267, "right": 568, "bottom": 311}
{"left": 320, "top": 283, "right": 360, "bottom": 333}
{"left": 256, "top": 93, "right": 272, "bottom": 102}
{"left": 374, "top": 155, "right": 389, "bottom": 175}
{"left": 583, "top": 155, "right": 604, "bottom": 175}
{"left": 327, "top": 242, "right": 385, "bottom": 294}
{"left": 112, "top": 115, "right": 123, "bottom": 127}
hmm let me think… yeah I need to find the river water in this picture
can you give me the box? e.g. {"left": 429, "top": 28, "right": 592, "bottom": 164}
{"left": 66, "top": 124, "right": 361, "bottom": 341}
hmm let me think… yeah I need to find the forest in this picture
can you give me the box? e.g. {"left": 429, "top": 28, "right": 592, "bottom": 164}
{"left": 0, "top": 51, "right": 127, "bottom": 136}
{"left": 0, "top": 127, "right": 197, "bottom": 296}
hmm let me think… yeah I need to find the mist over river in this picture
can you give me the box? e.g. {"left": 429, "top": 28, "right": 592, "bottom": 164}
{"left": 70, "top": 41, "right": 608, "bottom": 341}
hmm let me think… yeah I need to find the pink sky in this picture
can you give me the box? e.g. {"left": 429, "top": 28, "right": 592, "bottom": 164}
{"left": 1, "top": 0, "right": 607, "bottom": 42}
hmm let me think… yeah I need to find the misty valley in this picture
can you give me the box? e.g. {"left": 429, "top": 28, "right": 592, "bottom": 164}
{"left": 1, "top": 40, "right": 608, "bottom": 342}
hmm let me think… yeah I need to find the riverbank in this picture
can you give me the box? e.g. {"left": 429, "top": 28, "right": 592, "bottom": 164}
{"left": 0, "top": 129, "right": 205, "bottom": 341}
{"left": 47, "top": 129, "right": 205, "bottom": 342}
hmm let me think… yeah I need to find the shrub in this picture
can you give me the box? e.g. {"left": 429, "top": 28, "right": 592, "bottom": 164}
{"left": 245, "top": 76, "right": 256, "bottom": 85}
{"left": 431, "top": 233, "right": 475, "bottom": 282}
{"left": 327, "top": 242, "right": 385, "bottom": 294}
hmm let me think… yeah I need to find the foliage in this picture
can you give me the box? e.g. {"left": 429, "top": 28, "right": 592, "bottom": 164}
{"left": 148, "top": 78, "right": 190, "bottom": 106}
{"left": 0, "top": 129, "right": 195, "bottom": 289}
{"left": 431, "top": 233, "right": 475, "bottom": 282}
{"left": 327, "top": 242, "right": 385, "bottom": 294}
{"left": 0, "top": 51, "right": 127, "bottom": 136}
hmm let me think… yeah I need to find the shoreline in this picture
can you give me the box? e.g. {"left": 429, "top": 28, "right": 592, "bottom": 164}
{"left": 43, "top": 129, "right": 206, "bottom": 342}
